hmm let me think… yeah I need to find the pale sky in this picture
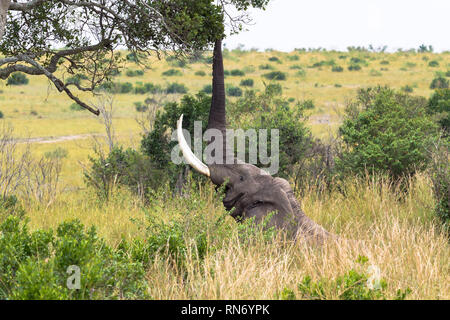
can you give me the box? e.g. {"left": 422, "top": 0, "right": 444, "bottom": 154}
{"left": 224, "top": 0, "right": 450, "bottom": 52}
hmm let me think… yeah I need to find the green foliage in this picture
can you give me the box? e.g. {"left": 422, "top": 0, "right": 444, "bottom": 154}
{"left": 428, "top": 138, "right": 449, "bottom": 233}
{"left": 430, "top": 76, "right": 449, "bottom": 89}
{"left": 134, "top": 82, "right": 162, "bottom": 94}
{"left": 69, "top": 103, "right": 84, "bottom": 111}
{"left": 428, "top": 60, "right": 439, "bottom": 67}
{"left": 348, "top": 64, "right": 362, "bottom": 71}
{"left": 337, "top": 86, "right": 437, "bottom": 181}
{"left": 263, "top": 71, "right": 287, "bottom": 81}
{"left": 297, "top": 257, "right": 410, "bottom": 300}
{"left": 84, "top": 146, "right": 163, "bottom": 201}
{"left": 0, "top": 195, "right": 26, "bottom": 224}
{"left": 228, "top": 89, "right": 313, "bottom": 183}
{"left": 259, "top": 64, "right": 274, "bottom": 70}
{"left": 7, "top": 73, "right": 29, "bottom": 86}
{"left": 0, "top": 110, "right": 3, "bottom": 119}
{"left": 401, "top": 85, "right": 414, "bottom": 93}
{"left": 332, "top": 65, "right": 344, "bottom": 72}
{"left": 298, "top": 99, "right": 315, "bottom": 110}
{"left": 166, "top": 82, "right": 188, "bottom": 94}
{"left": 427, "top": 89, "right": 450, "bottom": 134}
{"left": 240, "top": 78, "right": 254, "bottom": 87}
{"left": 162, "top": 69, "right": 183, "bottom": 77}
{"left": 0, "top": 216, "right": 149, "bottom": 299}
{"left": 125, "top": 69, "right": 144, "bottom": 77}
{"left": 194, "top": 70, "right": 206, "bottom": 76}
{"left": 268, "top": 56, "right": 281, "bottom": 63}
{"left": 265, "top": 83, "right": 282, "bottom": 96}
{"left": 202, "top": 84, "right": 212, "bottom": 94}
{"left": 227, "top": 85, "right": 243, "bottom": 97}
{"left": 380, "top": 60, "right": 390, "bottom": 65}
{"left": 230, "top": 69, "right": 245, "bottom": 76}
{"left": 44, "top": 147, "right": 68, "bottom": 160}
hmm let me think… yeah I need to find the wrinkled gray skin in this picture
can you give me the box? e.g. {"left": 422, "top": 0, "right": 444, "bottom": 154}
{"left": 183, "top": 39, "right": 333, "bottom": 243}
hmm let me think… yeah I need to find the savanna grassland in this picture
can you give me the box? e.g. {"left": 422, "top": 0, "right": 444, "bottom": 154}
{"left": 0, "top": 48, "right": 449, "bottom": 300}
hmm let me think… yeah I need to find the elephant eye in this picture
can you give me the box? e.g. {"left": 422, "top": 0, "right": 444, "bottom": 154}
{"left": 240, "top": 175, "right": 244, "bottom": 181}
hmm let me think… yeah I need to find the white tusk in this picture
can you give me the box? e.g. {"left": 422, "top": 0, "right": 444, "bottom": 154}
{"left": 177, "top": 114, "right": 210, "bottom": 177}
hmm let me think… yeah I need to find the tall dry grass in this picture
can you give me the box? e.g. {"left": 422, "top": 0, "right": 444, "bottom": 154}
{"left": 142, "top": 175, "right": 448, "bottom": 299}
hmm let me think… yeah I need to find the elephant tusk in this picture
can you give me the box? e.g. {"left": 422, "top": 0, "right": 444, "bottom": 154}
{"left": 177, "top": 114, "right": 210, "bottom": 177}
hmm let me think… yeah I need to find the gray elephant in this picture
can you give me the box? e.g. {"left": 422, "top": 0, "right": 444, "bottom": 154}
{"left": 177, "top": 39, "right": 334, "bottom": 243}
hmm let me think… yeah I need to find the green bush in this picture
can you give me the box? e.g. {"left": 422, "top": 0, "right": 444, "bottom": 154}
{"left": 428, "top": 60, "right": 439, "bottom": 67}
{"left": 7, "top": 72, "right": 29, "bottom": 85}
{"left": 125, "top": 69, "right": 144, "bottom": 77}
{"left": 134, "top": 102, "right": 148, "bottom": 112}
{"left": 0, "top": 110, "right": 3, "bottom": 119}
{"left": 141, "top": 93, "right": 211, "bottom": 186}
{"left": 0, "top": 195, "right": 26, "bottom": 224}
{"left": 134, "top": 82, "right": 162, "bottom": 94}
{"left": 259, "top": 64, "right": 274, "bottom": 70}
{"left": 227, "top": 86, "right": 243, "bottom": 97}
{"left": 268, "top": 56, "right": 281, "bottom": 63}
{"left": 202, "top": 84, "right": 212, "bottom": 94}
{"left": 265, "top": 83, "right": 282, "bottom": 96}
{"left": 230, "top": 69, "right": 245, "bottom": 76}
{"left": 430, "top": 76, "right": 449, "bottom": 89}
{"left": 332, "top": 65, "right": 344, "bottom": 72}
{"left": 298, "top": 99, "right": 315, "bottom": 110}
{"left": 162, "top": 69, "right": 183, "bottom": 77}
{"left": 263, "top": 71, "right": 286, "bottom": 81}
{"left": 69, "top": 103, "right": 84, "bottom": 111}
{"left": 337, "top": 86, "right": 438, "bottom": 181}
{"left": 297, "top": 256, "right": 410, "bottom": 300}
{"left": 166, "top": 82, "right": 188, "bottom": 94}
{"left": 380, "top": 60, "right": 390, "bottom": 65}
{"left": 240, "top": 78, "right": 254, "bottom": 87}
{"left": 401, "top": 85, "right": 414, "bottom": 93}
{"left": 0, "top": 216, "right": 149, "bottom": 299}
{"left": 427, "top": 88, "right": 450, "bottom": 134}
{"left": 194, "top": 70, "right": 206, "bottom": 76}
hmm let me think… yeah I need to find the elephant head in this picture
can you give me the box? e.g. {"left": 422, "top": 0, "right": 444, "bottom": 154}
{"left": 177, "top": 39, "right": 333, "bottom": 242}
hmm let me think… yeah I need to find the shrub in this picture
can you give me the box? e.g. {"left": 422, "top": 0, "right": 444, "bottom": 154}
{"left": 298, "top": 99, "right": 315, "bottom": 110}
{"left": 141, "top": 93, "right": 211, "bottom": 186}
{"left": 332, "top": 65, "right": 344, "bottom": 72}
{"left": 70, "top": 103, "right": 84, "bottom": 111}
{"left": 202, "top": 84, "right": 212, "bottom": 94}
{"left": 337, "top": 86, "right": 438, "bottom": 181}
{"left": 369, "top": 69, "right": 382, "bottom": 77}
{"left": 162, "top": 69, "right": 183, "bottom": 77}
{"left": 65, "top": 74, "right": 87, "bottom": 85}
{"left": 230, "top": 69, "right": 245, "bottom": 76}
{"left": 7, "top": 72, "right": 29, "bottom": 85}
{"left": 350, "top": 57, "right": 366, "bottom": 64}
{"left": 287, "top": 55, "right": 299, "bottom": 61}
{"left": 194, "top": 70, "right": 206, "bottom": 76}
{"left": 430, "top": 76, "right": 449, "bottom": 89}
{"left": 297, "top": 256, "right": 410, "bottom": 300}
{"left": 429, "top": 138, "right": 449, "bottom": 233}
{"left": 0, "top": 110, "right": 3, "bottom": 119}
{"left": 240, "top": 78, "right": 254, "bottom": 87}
{"left": 84, "top": 146, "right": 163, "bottom": 200}
{"left": 166, "top": 82, "right": 188, "bottom": 94}
{"left": 263, "top": 71, "right": 286, "bottom": 81}
{"left": 268, "top": 56, "right": 281, "bottom": 63}
{"left": 401, "top": 85, "right": 414, "bottom": 93}
{"left": 125, "top": 69, "right": 144, "bottom": 77}
{"left": 134, "top": 102, "right": 148, "bottom": 113}
{"left": 265, "top": 83, "right": 282, "bottom": 96}
{"left": 427, "top": 88, "right": 450, "bottom": 134}
{"left": 380, "top": 60, "right": 390, "bottom": 65}
{"left": 0, "top": 217, "right": 149, "bottom": 299}
{"left": 428, "top": 60, "right": 439, "bottom": 67}
{"left": 227, "top": 86, "right": 243, "bottom": 97}
{"left": 0, "top": 195, "right": 26, "bottom": 224}
{"left": 134, "top": 82, "right": 162, "bottom": 94}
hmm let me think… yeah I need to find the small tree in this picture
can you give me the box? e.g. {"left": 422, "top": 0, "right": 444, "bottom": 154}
{"left": 337, "top": 86, "right": 438, "bottom": 182}
{"left": 427, "top": 88, "right": 450, "bottom": 135}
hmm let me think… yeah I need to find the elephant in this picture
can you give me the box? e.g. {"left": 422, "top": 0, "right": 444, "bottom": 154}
{"left": 177, "top": 39, "right": 334, "bottom": 243}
